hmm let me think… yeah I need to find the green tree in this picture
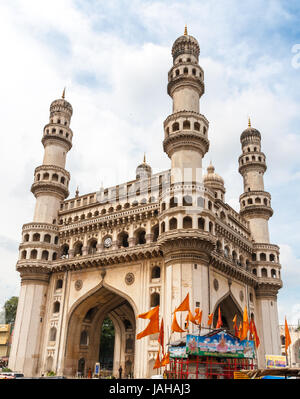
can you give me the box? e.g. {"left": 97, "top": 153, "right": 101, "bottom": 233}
{"left": 4, "top": 296, "right": 18, "bottom": 324}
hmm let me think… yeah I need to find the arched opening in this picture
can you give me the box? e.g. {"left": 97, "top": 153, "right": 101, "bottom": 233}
{"left": 49, "top": 327, "right": 57, "bottom": 342}
{"left": 24, "top": 233, "right": 30, "bottom": 242}
{"left": 64, "top": 286, "right": 136, "bottom": 378}
{"left": 74, "top": 242, "right": 83, "bottom": 256}
{"left": 152, "top": 225, "right": 159, "bottom": 242}
{"left": 44, "top": 234, "right": 51, "bottom": 243}
{"left": 32, "top": 233, "right": 40, "bottom": 242}
{"left": 99, "top": 318, "right": 115, "bottom": 371}
{"left": 60, "top": 244, "right": 69, "bottom": 258}
{"left": 56, "top": 279, "right": 63, "bottom": 290}
{"left": 260, "top": 253, "right": 266, "bottom": 261}
{"left": 183, "top": 120, "right": 190, "bottom": 130}
{"left": 42, "top": 250, "right": 49, "bottom": 260}
{"left": 21, "top": 250, "right": 27, "bottom": 260}
{"left": 172, "top": 122, "right": 179, "bottom": 132}
{"left": 194, "top": 122, "right": 200, "bottom": 131}
{"left": 170, "top": 197, "right": 178, "bottom": 208}
{"left": 80, "top": 330, "right": 89, "bottom": 346}
{"left": 183, "top": 216, "right": 192, "bottom": 229}
{"left": 135, "top": 229, "right": 146, "bottom": 245}
{"left": 161, "top": 221, "right": 165, "bottom": 233}
{"left": 212, "top": 294, "right": 243, "bottom": 333}
{"left": 271, "top": 269, "right": 277, "bottom": 278}
{"left": 118, "top": 231, "right": 129, "bottom": 248}
{"left": 88, "top": 239, "right": 98, "bottom": 255}
{"left": 30, "top": 249, "right": 38, "bottom": 259}
{"left": 151, "top": 266, "right": 161, "bottom": 280}
{"left": 150, "top": 293, "right": 160, "bottom": 307}
{"left": 53, "top": 301, "right": 60, "bottom": 313}
{"left": 198, "top": 218, "right": 205, "bottom": 230}
{"left": 169, "top": 217, "right": 177, "bottom": 230}
{"left": 261, "top": 268, "right": 268, "bottom": 277}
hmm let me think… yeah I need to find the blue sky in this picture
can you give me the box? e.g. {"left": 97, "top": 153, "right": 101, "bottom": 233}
{"left": 0, "top": 0, "right": 299, "bottom": 325}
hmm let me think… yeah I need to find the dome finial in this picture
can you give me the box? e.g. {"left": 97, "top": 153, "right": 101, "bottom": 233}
{"left": 143, "top": 152, "right": 146, "bottom": 164}
{"left": 184, "top": 25, "right": 188, "bottom": 36}
{"left": 248, "top": 116, "right": 251, "bottom": 128}
{"left": 75, "top": 186, "right": 79, "bottom": 197}
{"left": 62, "top": 87, "right": 66, "bottom": 99}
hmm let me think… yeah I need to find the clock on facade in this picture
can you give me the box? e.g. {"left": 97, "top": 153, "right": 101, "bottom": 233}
{"left": 104, "top": 237, "right": 112, "bottom": 248}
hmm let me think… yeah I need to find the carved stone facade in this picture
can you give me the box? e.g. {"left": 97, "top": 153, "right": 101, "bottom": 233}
{"left": 9, "top": 29, "right": 283, "bottom": 378}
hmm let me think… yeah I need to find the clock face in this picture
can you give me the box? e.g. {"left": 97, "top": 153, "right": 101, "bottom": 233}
{"left": 104, "top": 237, "right": 112, "bottom": 248}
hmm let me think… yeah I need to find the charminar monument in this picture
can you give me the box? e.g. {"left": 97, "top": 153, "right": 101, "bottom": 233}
{"left": 9, "top": 28, "right": 282, "bottom": 378}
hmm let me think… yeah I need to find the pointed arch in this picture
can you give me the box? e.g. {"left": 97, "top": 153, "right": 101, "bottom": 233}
{"left": 212, "top": 292, "right": 243, "bottom": 333}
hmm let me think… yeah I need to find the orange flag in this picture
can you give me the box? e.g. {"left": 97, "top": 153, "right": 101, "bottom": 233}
{"left": 153, "top": 350, "right": 161, "bottom": 369}
{"left": 233, "top": 315, "right": 239, "bottom": 337}
{"left": 240, "top": 306, "right": 249, "bottom": 341}
{"left": 249, "top": 319, "right": 260, "bottom": 348}
{"left": 158, "top": 318, "right": 164, "bottom": 355}
{"left": 136, "top": 305, "right": 160, "bottom": 339}
{"left": 285, "top": 317, "right": 291, "bottom": 354}
{"left": 207, "top": 312, "right": 214, "bottom": 326}
{"left": 216, "top": 307, "right": 222, "bottom": 329}
{"left": 175, "top": 293, "right": 190, "bottom": 312}
{"left": 196, "top": 309, "right": 203, "bottom": 326}
{"left": 238, "top": 322, "right": 242, "bottom": 339}
{"left": 188, "top": 310, "right": 197, "bottom": 325}
{"left": 161, "top": 352, "right": 170, "bottom": 366}
{"left": 171, "top": 312, "right": 185, "bottom": 333}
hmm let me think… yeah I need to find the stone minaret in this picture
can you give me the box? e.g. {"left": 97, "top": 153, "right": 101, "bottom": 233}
{"left": 159, "top": 28, "right": 215, "bottom": 343}
{"left": 163, "top": 26, "right": 209, "bottom": 184}
{"left": 9, "top": 92, "right": 73, "bottom": 376}
{"left": 238, "top": 118, "right": 273, "bottom": 243}
{"left": 238, "top": 119, "right": 282, "bottom": 366}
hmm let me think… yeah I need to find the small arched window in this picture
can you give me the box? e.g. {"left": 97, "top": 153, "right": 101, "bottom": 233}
{"left": 49, "top": 327, "right": 57, "bottom": 342}
{"left": 169, "top": 218, "right": 177, "bottom": 230}
{"left": 61, "top": 176, "right": 65, "bottom": 184}
{"left": 261, "top": 268, "right": 268, "bottom": 277}
{"left": 260, "top": 253, "right": 266, "bottom": 261}
{"left": 183, "top": 67, "right": 188, "bottom": 74}
{"left": 183, "top": 120, "right": 190, "bottom": 130}
{"left": 52, "top": 174, "right": 58, "bottom": 182}
{"left": 30, "top": 249, "right": 38, "bottom": 259}
{"left": 198, "top": 218, "right": 205, "bottom": 230}
{"left": 170, "top": 197, "right": 178, "bottom": 208}
{"left": 42, "top": 250, "right": 49, "bottom": 260}
{"left": 270, "top": 254, "right": 275, "bottom": 262}
{"left": 136, "top": 230, "right": 146, "bottom": 245}
{"left": 56, "top": 279, "right": 63, "bottom": 290}
{"left": 194, "top": 122, "right": 200, "bottom": 131}
{"left": 44, "top": 234, "right": 51, "bottom": 243}
{"left": 172, "top": 122, "right": 179, "bottom": 132}
{"left": 183, "top": 216, "right": 192, "bottom": 229}
{"left": 271, "top": 269, "right": 277, "bottom": 278}
{"left": 53, "top": 301, "right": 60, "bottom": 313}
{"left": 80, "top": 330, "right": 88, "bottom": 346}
{"left": 43, "top": 173, "right": 50, "bottom": 180}
{"left": 151, "top": 266, "right": 161, "bottom": 279}
{"left": 21, "top": 250, "right": 27, "bottom": 260}
{"left": 24, "top": 234, "right": 30, "bottom": 242}
{"left": 150, "top": 293, "right": 160, "bottom": 307}
{"left": 33, "top": 233, "right": 41, "bottom": 241}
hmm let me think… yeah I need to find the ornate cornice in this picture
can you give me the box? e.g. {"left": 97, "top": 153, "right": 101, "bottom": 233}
{"left": 31, "top": 181, "right": 69, "bottom": 199}
{"left": 163, "top": 131, "right": 209, "bottom": 157}
{"left": 167, "top": 75, "right": 204, "bottom": 98}
{"left": 51, "top": 243, "right": 162, "bottom": 272}
{"left": 158, "top": 229, "right": 216, "bottom": 264}
{"left": 210, "top": 251, "right": 257, "bottom": 287}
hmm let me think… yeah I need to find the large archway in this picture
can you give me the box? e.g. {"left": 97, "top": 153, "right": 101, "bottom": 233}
{"left": 63, "top": 286, "right": 136, "bottom": 378}
{"left": 212, "top": 293, "right": 243, "bottom": 334}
